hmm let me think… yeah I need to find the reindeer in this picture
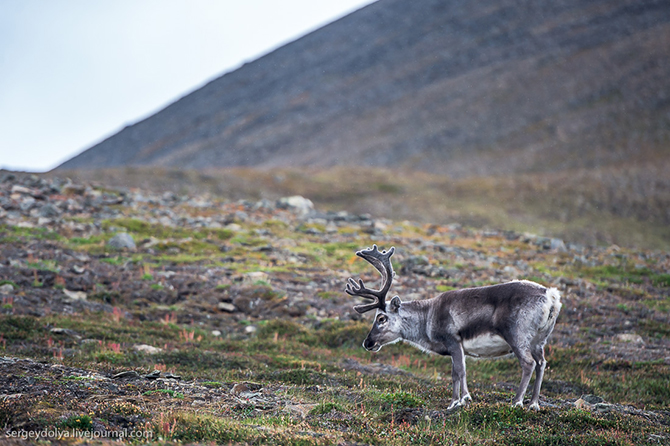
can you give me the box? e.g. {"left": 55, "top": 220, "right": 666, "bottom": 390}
{"left": 346, "top": 245, "right": 561, "bottom": 410}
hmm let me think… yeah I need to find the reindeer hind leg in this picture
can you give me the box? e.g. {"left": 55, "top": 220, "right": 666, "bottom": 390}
{"left": 528, "top": 343, "right": 547, "bottom": 410}
{"left": 511, "top": 344, "right": 535, "bottom": 407}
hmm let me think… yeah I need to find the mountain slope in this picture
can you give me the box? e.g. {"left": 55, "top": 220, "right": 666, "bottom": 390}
{"left": 57, "top": 0, "right": 670, "bottom": 176}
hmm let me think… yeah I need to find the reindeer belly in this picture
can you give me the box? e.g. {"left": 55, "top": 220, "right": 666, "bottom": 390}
{"left": 462, "top": 333, "right": 512, "bottom": 358}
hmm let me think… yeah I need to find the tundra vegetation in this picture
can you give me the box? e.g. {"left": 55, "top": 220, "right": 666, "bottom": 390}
{"left": 0, "top": 173, "right": 669, "bottom": 445}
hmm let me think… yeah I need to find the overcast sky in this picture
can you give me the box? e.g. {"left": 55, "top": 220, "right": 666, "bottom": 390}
{"left": 0, "top": 0, "right": 377, "bottom": 172}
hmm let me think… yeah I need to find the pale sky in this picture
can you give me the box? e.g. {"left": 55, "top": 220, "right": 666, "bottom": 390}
{"left": 0, "top": 0, "right": 377, "bottom": 172}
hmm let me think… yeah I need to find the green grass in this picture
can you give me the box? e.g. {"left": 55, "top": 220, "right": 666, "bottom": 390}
{"left": 60, "top": 414, "right": 93, "bottom": 431}
{"left": 1, "top": 308, "right": 668, "bottom": 444}
{"left": 378, "top": 390, "right": 424, "bottom": 408}
{"left": 1, "top": 173, "right": 669, "bottom": 444}
{"left": 143, "top": 389, "right": 184, "bottom": 399}
{"left": 0, "top": 225, "right": 62, "bottom": 243}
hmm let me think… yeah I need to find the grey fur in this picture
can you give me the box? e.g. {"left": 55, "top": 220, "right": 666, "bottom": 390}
{"left": 349, "top": 246, "right": 561, "bottom": 410}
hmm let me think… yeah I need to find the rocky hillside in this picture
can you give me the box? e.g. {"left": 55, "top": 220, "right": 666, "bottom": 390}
{"left": 1, "top": 172, "right": 669, "bottom": 444}
{"left": 57, "top": 0, "right": 670, "bottom": 177}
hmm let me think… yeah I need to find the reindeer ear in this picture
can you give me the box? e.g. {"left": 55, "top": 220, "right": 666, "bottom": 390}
{"left": 389, "top": 296, "right": 402, "bottom": 313}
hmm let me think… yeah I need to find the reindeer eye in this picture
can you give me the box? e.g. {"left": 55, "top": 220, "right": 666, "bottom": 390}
{"left": 378, "top": 315, "right": 388, "bottom": 324}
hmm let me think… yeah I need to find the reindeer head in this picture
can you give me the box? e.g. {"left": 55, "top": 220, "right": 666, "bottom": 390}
{"left": 346, "top": 245, "right": 404, "bottom": 351}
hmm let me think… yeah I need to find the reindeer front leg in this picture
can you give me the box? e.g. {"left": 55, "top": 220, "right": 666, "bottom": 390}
{"left": 447, "top": 343, "right": 471, "bottom": 410}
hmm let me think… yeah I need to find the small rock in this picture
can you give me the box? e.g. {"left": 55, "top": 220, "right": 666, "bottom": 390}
{"left": 71, "top": 265, "right": 86, "bottom": 274}
{"left": 286, "top": 403, "right": 318, "bottom": 419}
{"left": 594, "top": 403, "right": 612, "bottom": 412}
{"left": 217, "top": 302, "right": 237, "bottom": 313}
{"left": 108, "top": 233, "right": 136, "bottom": 250}
{"left": 133, "top": 344, "right": 163, "bottom": 355}
{"left": 142, "top": 236, "right": 161, "bottom": 248}
{"left": 164, "top": 373, "right": 182, "bottom": 380}
{"left": 503, "top": 265, "right": 520, "bottom": 276}
{"left": 19, "top": 197, "right": 36, "bottom": 212}
{"left": 574, "top": 398, "right": 591, "bottom": 410}
{"left": 112, "top": 370, "right": 141, "bottom": 380}
{"left": 144, "top": 370, "right": 161, "bottom": 380}
{"left": 581, "top": 394, "right": 604, "bottom": 405}
{"left": 373, "top": 220, "right": 388, "bottom": 231}
{"left": 550, "top": 238, "right": 567, "bottom": 252}
{"left": 230, "top": 383, "right": 249, "bottom": 394}
{"left": 50, "top": 328, "right": 81, "bottom": 339}
{"left": 38, "top": 203, "right": 61, "bottom": 218}
{"left": 62, "top": 183, "right": 86, "bottom": 195}
{"left": 277, "top": 195, "right": 314, "bottom": 216}
{"left": 244, "top": 271, "right": 269, "bottom": 284}
{"left": 211, "top": 330, "right": 222, "bottom": 337}
{"left": 614, "top": 333, "right": 644, "bottom": 344}
{"left": 63, "top": 289, "right": 87, "bottom": 301}
{"left": 245, "top": 325, "right": 257, "bottom": 334}
{"left": 10, "top": 185, "right": 34, "bottom": 195}
{"left": 231, "top": 382, "right": 262, "bottom": 399}
{"left": 0, "top": 284, "right": 15, "bottom": 294}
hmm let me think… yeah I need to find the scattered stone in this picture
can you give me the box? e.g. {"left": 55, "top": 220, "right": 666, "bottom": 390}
{"left": 231, "top": 382, "right": 262, "bottom": 398}
{"left": 581, "top": 394, "right": 604, "bottom": 405}
{"left": 400, "top": 255, "right": 447, "bottom": 277}
{"left": 217, "top": 302, "right": 237, "bottom": 312}
{"left": 401, "top": 255, "right": 429, "bottom": 271}
{"left": 286, "top": 403, "right": 318, "bottom": 419}
{"left": 574, "top": 398, "right": 590, "bottom": 410}
{"left": 132, "top": 344, "right": 163, "bottom": 355}
{"left": 10, "top": 185, "right": 35, "bottom": 195}
{"left": 594, "top": 403, "right": 612, "bottom": 412}
{"left": 164, "top": 373, "right": 182, "bottom": 380}
{"left": 574, "top": 395, "right": 612, "bottom": 412}
{"left": 108, "top": 232, "right": 136, "bottom": 250}
{"left": 144, "top": 370, "right": 161, "bottom": 380}
{"left": 614, "top": 333, "right": 644, "bottom": 344}
{"left": 61, "top": 183, "right": 86, "bottom": 195}
{"left": 277, "top": 195, "right": 314, "bottom": 216}
{"left": 245, "top": 325, "right": 257, "bottom": 334}
{"left": 503, "top": 265, "right": 520, "bottom": 276}
{"left": 550, "top": 238, "right": 567, "bottom": 252}
{"left": 230, "top": 382, "right": 249, "bottom": 394}
{"left": 50, "top": 328, "right": 82, "bottom": 339}
{"left": 244, "top": 271, "right": 269, "bottom": 284}
{"left": 211, "top": 330, "right": 222, "bottom": 337}
{"left": 63, "top": 289, "right": 87, "bottom": 301}
{"left": 71, "top": 265, "right": 86, "bottom": 274}
{"left": 19, "top": 196, "right": 36, "bottom": 211}
{"left": 0, "top": 284, "right": 15, "bottom": 294}
{"left": 112, "top": 370, "right": 141, "bottom": 380}
{"left": 38, "top": 203, "right": 61, "bottom": 218}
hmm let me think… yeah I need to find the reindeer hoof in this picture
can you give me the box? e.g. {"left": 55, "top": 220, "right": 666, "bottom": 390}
{"left": 447, "top": 395, "right": 471, "bottom": 411}
{"left": 447, "top": 401, "right": 462, "bottom": 410}
{"left": 513, "top": 401, "right": 524, "bottom": 408}
{"left": 529, "top": 402, "right": 540, "bottom": 410}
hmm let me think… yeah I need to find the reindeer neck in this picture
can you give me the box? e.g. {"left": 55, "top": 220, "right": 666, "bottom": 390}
{"left": 399, "top": 300, "right": 431, "bottom": 344}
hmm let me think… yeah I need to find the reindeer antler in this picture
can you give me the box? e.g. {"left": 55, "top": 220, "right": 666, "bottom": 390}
{"left": 346, "top": 244, "right": 396, "bottom": 314}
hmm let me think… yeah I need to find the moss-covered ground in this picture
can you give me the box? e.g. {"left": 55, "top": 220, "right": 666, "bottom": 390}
{"left": 0, "top": 176, "right": 669, "bottom": 445}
